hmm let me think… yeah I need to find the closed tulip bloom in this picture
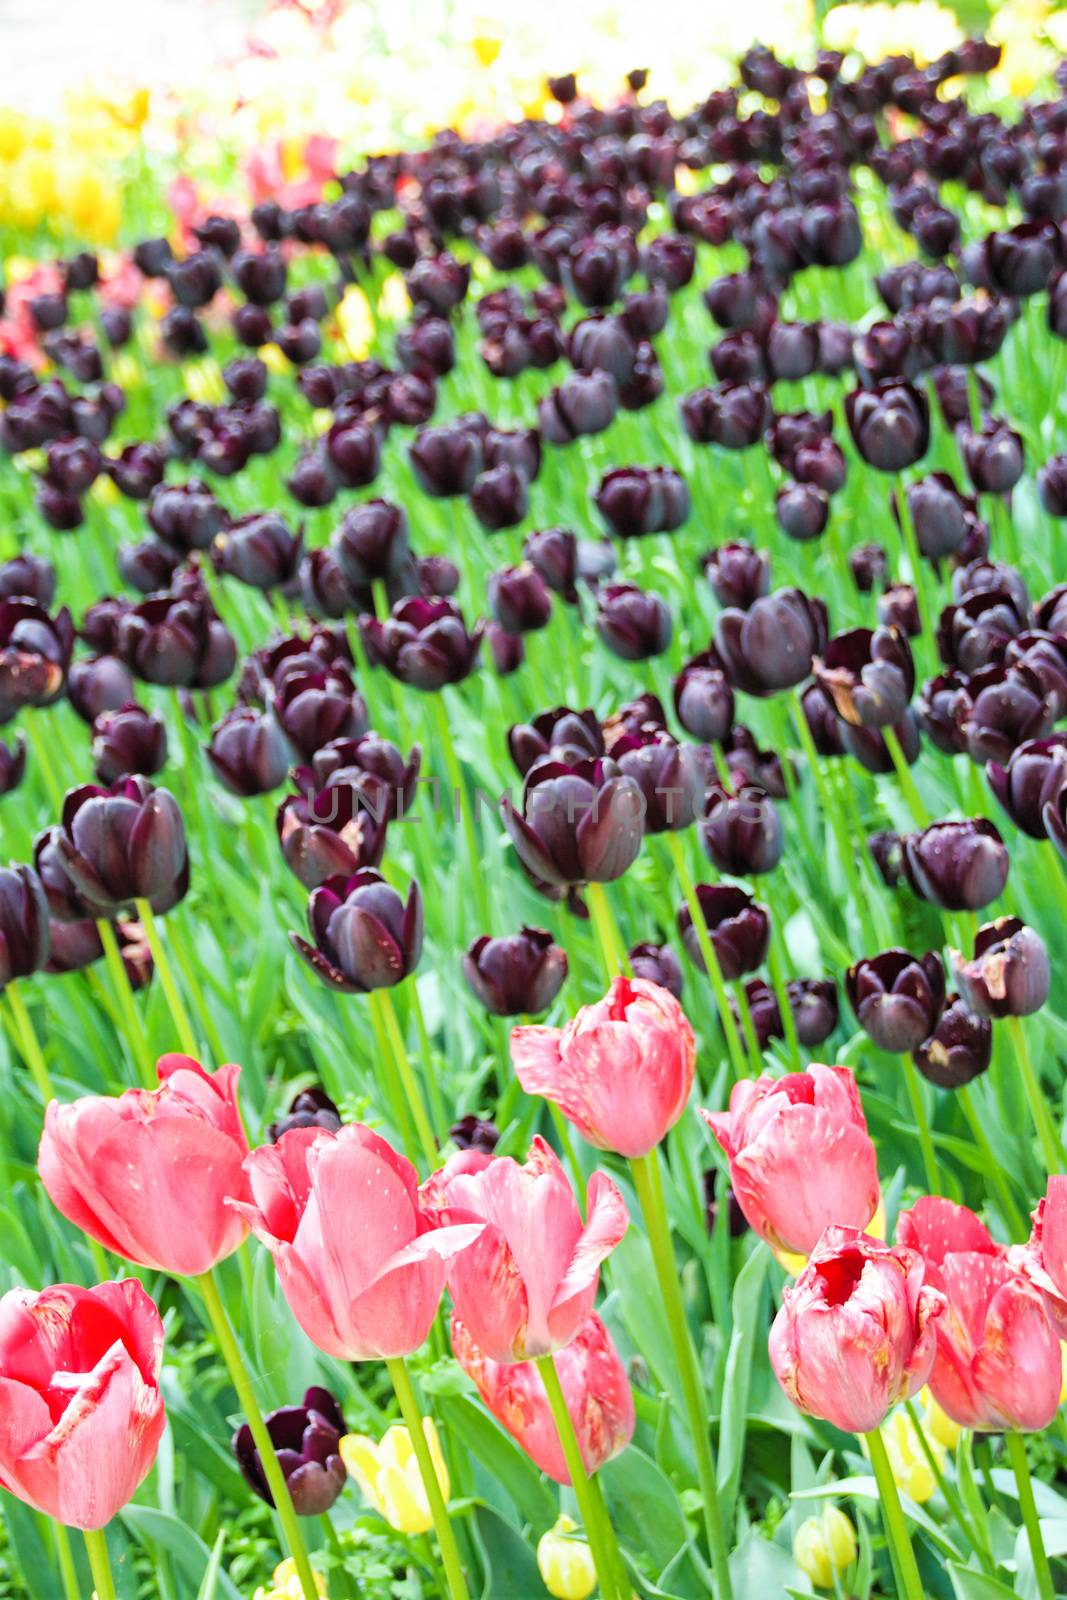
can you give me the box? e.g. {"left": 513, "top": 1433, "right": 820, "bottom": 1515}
{"left": 333, "top": 499, "right": 410, "bottom": 586}
{"left": 673, "top": 651, "right": 735, "bottom": 743}
{"left": 452, "top": 1312, "right": 634, "bottom": 1486}
{"left": 815, "top": 626, "right": 914, "bottom": 728}
{"left": 906, "top": 473, "right": 979, "bottom": 561}
{"left": 701, "top": 1065, "right": 879, "bottom": 1257}
{"left": 524, "top": 527, "right": 579, "bottom": 603}
{"left": 702, "top": 541, "right": 771, "bottom": 610}
{"left": 308, "top": 734, "right": 421, "bottom": 819}
{"left": 594, "top": 466, "right": 689, "bottom": 538}
{"left": 502, "top": 757, "right": 644, "bottom": 887}
{"left": 989, "top": 734, "right": 1067, "bottom": 837}
{"left": 0, "top": 732, "right": 25, "bottom": 796}
{"left": 849, "top": 543, "right": 888, "bottom": 593}
{"left": 701, "top": 777, "right": 783, "bottom": 876}
{"left": 268, "top": 1086, "right": 342, "bottom": 1143}
{"left": 361, "top": 597, "right": 483, "bottom": 690}
{"left": 898, "top": 1197, "right": 1060, "bottom": 1431}
{"left": 507, "top": 707, "right": 604, "bottom": 778}
{"left": 612, "top": 729, "right": 706, "bottom": 832}
{"left": 0, "top": 599, "right": 74, "bottom": 723}
{"left": 902, "top": 819, "right": 1009, "bottom": 911}
{"left": 677, "top": 885, "right": 769, "bottom": 980}
{"left": 769, "top": 1228, "right": 944, "bottom": 1434}
{"left": 234, "top": 1387, "right": 346, "bottom": 1516}
{"left": 912, "top": 994, "right": 992, "bottom": 1089}
{"left": 0, "top": 864, "right": 50, "bottom": 989}
{"left": 52, "top": 778, "right": 188, "bottom": 917}
{"left": 775, "top": 482, "right": 829, "bottom": 542}
{"left": 538, "top": 371, "right": 618, "bottom": 444}
{"left": 0, "top": 1279, "right": 165, "bottom": 1529}
{"left": 1038, "top": 454, "right": 1067, "bottom": 516}
{"left": 537, "top": 1516, "right": 596, "bottom": 1600}
{"left": 206, "top": 706, "right": 293, "bottom": 796}
{"left": 148, "top": 479, "right": 224, "bottom": 553}
{"left": 628, "top": 941, "right": 683, "bottom": 999}
{"left": 116, "top": 592, "right": 236, "bottom": 690}
{"left": 0, "top": 552, "right": 55, "bottom": 605}
{"left": 847, "top": 949, "right": 946, "bottom": 1053}
{"left": 512, "top": 976, "right": 694, "bottom": 1158}
{"left": 270, "top": 665, "right": 369, "bottom": 762}
{"left": 936, "top": 589, "right": 1029, "bottom": 675}
{"left": 238, "top": 1123, "right": 483, "bottom": 1359}
{"left": 595, "top": 582, "right": 671, "bottom": 660}
{"left": 489, "top": 564, "right": 552, "bottom": 635}
{"left": 794, "top": 1507, "right": 858, "bottom": 1590}
{"left": 960, "top": 663, "right": 1053, "bottom": 765}
{"left": 680, "top": 382, "right": 770, "bottom": 448}
{"left": 216, "top": 513, "right": 302, "bottom": 591}
{"left": 845, "top": 379, "right": 930, "bottom": 472}
{"left": 463, "top": 927, "right": 567, "bottom": 1017}
{"left": 91, "top": 703, "right": 168, "bottom": 783}
{"left": 435, "top": 1136, "right": 628, "bottom": 1362}
{"left": 276, "top": 782, "right": 387, "bottom": 889}
{"left": 960, "top": 419, "right": 1025, "bottom": 496}
{"left": 715, "top": 587, "right": 828, "bottom": 696}
{"left": 39, "top": 1055, "right": 250, "bottom": 1275}
{"left": 952, "top": 917, "right": 1050, "bottom": 1017}
{"left": 341, "top": 1418, "right": 450, "bottom": 1534}
{"left": 292, "top": 869, "right": 422, "bottom": 993}
{"left": 879, "top": 583, "right": 922, "bottom": 638}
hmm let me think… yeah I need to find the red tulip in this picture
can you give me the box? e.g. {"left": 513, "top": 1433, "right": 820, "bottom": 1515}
{"left": 700, "top": 1065, "right": 880, "bottom": 1258}
{"left": 0, "top": 1279, "right": 165, "bottom": 1528}
{"left": 510, "top": 977, "right": 694, "bottom": 1157}
{"left": 770, "top": 1227, "right": 944, "bottom": 1434}
{"left": 39, "top": 1055, "right": 250, "bottom": 1277}
{"left": 233, "top": 1124, "right": 483, "bottom": 1360}
{"left": 1019, "top": 1174, "right": 1067, "bottom": 1337}
{"left": 433, "top": 1137, "right": 628, "bottom": 1363}
{"left": 451, "top": 1311, "right": 634, "bottom": 1484}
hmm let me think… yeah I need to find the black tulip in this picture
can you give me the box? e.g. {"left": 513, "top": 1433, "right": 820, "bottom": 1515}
{"left": 953, "top": 917, "right": 1050, "bottom": 1018}
{"left": 912, "top": 994, "right": 992, "bottom": 1088}
{"left": 595, "top": 583, "right": 671, "bottom": 661}
{"left": 206, "top": 706, "right": 293, "bottom": 796}
{"left": 845, "top": 379, "right": 930, "bottom": 472}
{"left": 700, "top": 777, "right": 783, "bottom": 876}
{"left": 91, "top": 704, "right": 168, "bottom": 784}
{"left": 233, "top": 1388, "right": 346, "bottom": 1516}
{"left": 990, "top": 734, "right": 1067, "bottom": 838}
{"left": 0, "top": 865, "right": 50, "bottom": 988}
{"left": 501, "top": 757, "right": 644, "bottom": 887}
{"left": 847, "top": 947, "right": 945, "bottom": 1052}
{"left": 814, "top": 625, "right": 914, "bottom": 728}
{"left": 673, "top": 651, "right": 735, "bottom": 743}
{"left": 292, "top": 869, "right": 423, "bottom": 992}
{"left": 677, "top": 884, "right": 769, "bottom": 979}
{"left": 462, "top": 926, "right": 567, "bottom": 1016}
{"left": 628, "top": 941, "right": 683, "bottom": 998}
{"left": 902, "top": 818, "right": 1009, "bottom": 911}
{"left": 715, "top": 587, "right": 828, "bottom": 696}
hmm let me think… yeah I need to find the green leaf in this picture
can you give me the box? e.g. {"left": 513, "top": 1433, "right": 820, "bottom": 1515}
{"left": 120, "top": 1506, "right": 243, "bottom": 1600}
{"left": 473, "top": 1504, "right": 543, "bottom": 1600}
{"left": 436, "top": 1395, "right": 557, "bottom": 1529}
{"left": 946, "top": 1561, "right": 1019, "bottom": 1600}
{"left": 790, "top": 1475, "right": 963, "bottom": 1560}
{"left": 600, "top": 1444, "right": 692, "bottom": 1580}
{"left": 716, "top": 1247, "right": 768, "bottom": 1521}
{"left": 196, "top": 1531, "right": 227, "bottom": 1600}
{"left": 728, "top": 1529, "right": 810, "bottom": 1594}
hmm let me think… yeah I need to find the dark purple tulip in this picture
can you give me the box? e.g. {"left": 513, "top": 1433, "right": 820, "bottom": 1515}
{"left": 702, "top": 542, "right": 770, "bottom": 610}
{"left": 953, "top": 917, "right": 1050, "bottom": 1019}
{"left": 985, "top": 221, "right": 1059, "bottom": 296}
{"left": 275, "top": 320, "right": 321, "bottom": 365}
{"left": 799, "top": 682, "right": 845, "bottom": 757}
{"left": 701, "top": 777, "right": 783, "bottom": 876}
{"left": 905, "top": 473, "right": 980, "bottom": 561}
{"left": 415, "top": 555, "right": 460, "bottom": 599}
{"left": 538, "top": 370, "right": 618, "bottom": 443}
{"left": 524, "top": 528, "right": 579, "bottom": 603}
{"left": 361, "top": 597, "right": 482, "bottom": 691}
{"left": 912, "top": 995, "right": 992, "bottom": 1088}
{"left": 710, "top": 331, "right": 766, "bottom": 384}
{"left": 160, "top": 307, "right": 207, "bottom": 356}
{"left": 233, "top": 1388, "right": 346, "bottom": 1517}
{"left": 271, "top": 667, "right": 369, "bottom": 762}
{"left": 789, "top": 977, "right": 840, "bottom": 1047}
{"left": 643, "top": 232, "right": 695, "bottom": 291}
{"left": 501, "top": 757, "right": 644, "bottom": 887}
{"left": 116, "top": 592, "right": 236, "bottom": 690}
{"left": 562, "top": 231, "right": 635, "bottom": 307}
{"left": 840, "top": 710, "right": 921, "bottom": 774}
{"left": 470, "top": 464, "right": 528, "bottom": 531}
{"left": 148, "top": 480, "right": 224, "bottom": 554}
{"left": 287, "top": 452, "right": 336, "bottom": 507}
{"left": 63, "top": 251, "right": 98, "bottom": 291}
{"left": 594, "top": 466, "right": 689, "bottom": 538}
{"left": 868, "top": 829, "right": 904, "bottom": 888}
{"left": 287, "top": 286, "right": 329, "bottom": 325}
{"left": 799, "top": 198, "right": 862, "bottom": 266}
{"left": 816, "top": 322, "right": 855, "bottom": 376}
{"left": 917, "top": 671, "right": 971, "bottom": 755}
{"left": 222, "top": 357, "right": 268, "bottom": 403}
{"left": 406, "top": 253, "right": 470, "bottom": 315}
{"left": 601, "top": 693, "right": 667, "bottom": 753}
{"left": 764, "top": 321, "right": 820, "bottom": 383}
{"left": 849, "top": 543, "right": 888, "bottom": 593}
{"left": 902, "top": 818, "right": 1009, "bottom": 911}
{"left": 487, "top": 622, "right": 524, "bottom": 675}
{"left": 621, "top": 284, "right": 669, "bottom": 339}
{"left": 108, "top": 442, "right": 165, "bottom": 501}
{"left": 715, "top": 587, "right": 828, "bottom": 696}
{"left": 878, "top": 583, "right": 922, "bottom": 638}
{"left": 324, "top": 419, "right": 379, "bottom": 489}
{"left": 308, "top": 734, "right": 420, "bottom": 820}
{"left": 410, "top": 422, "right": 484, "bottom": 496}
{"left": 853, "top": 320, "right": 923, "bottom": 386}
{"left": 924, "top": 298, "right": 1010, "bottom": 367}
{"left": 484, "top": 221, "right": 529, "bottom": 272}
{"left": 960, "top": 419, "right": 1024, "bottom": 495}
{"left": 37, "top": 484, "right": 83, "bottom": 532}
{"left": 595, "top": 583, "right": 671, "bottom": 661}
{"left": 488, "top": 565, "right": 552, "bottom": 635}
{"left": 217, "top": 513, "right": 302, "bottom": 591}
{"left": 677, "top": 884, "right": 769, "bottom": 979}
{"left": 462, "top": 926, "right": 567, "bottom": 1016}
{"left": 703, "top": 273, "right": 775, "bottom": 332}
{"left": 937, "top": 587, "right": 1029, "bottom": 674}
{"left": 508, "top": 708, "right": 603, "bottom": 779}
{"left": 44, "top": 437, "right": 101, "bottom": 496}
{"left": 612, "top": 730, "right": 706, "bottom": 833}
{"left": 53, "top": 777, "right": 188, "bottom": 916}
{"left": 233, "top": 303, "right": 273, "bottom": 347}
{"left": 80, "top": 597, "right": 129, "bottom": 657}
{"left": 267, "top": 1088, "right": 342, "bottom": 1143}
{"left": 0, "top": 554, "right": 55, "bottom": 606}
{"left": 449, "top": 1114, "right": 500, "bottom": 1153}
{"left": 396, "top": 316, "right": 455, "bottom": 377}
{"left": 629, "top": 941, "right": 683, "bottom": 999}
{"left": 0, "top": 733, "right": 25, "bottom": 796}
{"left": 814, "top": 625, "right": 914, "bottom": 728}
{"left": 989, "top": 734, "right": 1067, "bottom": 837}
{"left": 117, "top": 538, "right": 182, "bottom": 595}
{"left": 206, "top": 706, "right": 292, "bottom": 796}
{"left": 680, "top": 382, "right": 770, "bottom": 449}
{"left": 846, "top": 948, "right": 945, "bottom": 1053}
{"left": 292, "top": 868, "right": 423, "bottom": 993}
{"left": 569, "top": 315, "right": 637, "bottom": 385}
{"left": 775, "top": 482, "right": 829, "bottom": 541}
{"left": 298, "top": 549, "right": 359, "bottom": 621}
{"left": 91, "top": 704, "right": 168, "bottom": 784}
{"left": 932, "top": 365, "right": 995, "bottom": 430}
{"left": 0, "top": 865, "right": 50, "bottom": 987}
{"left": 29, "top": 293, "right": 67, "bottom": 332}
{"left": 1038, "top": 455, "right": 1067, "bottom": 515}
{"left": 166, "top": 251, "right": 221, "bottom": 308}
{"left": 958, "top": 663, "right": 1054, "bottom": 765}
{"left": 845, "top": 379, "right": 929, "bottom": 472}
{"left": 673, "top": 651, "right": 735, "bottom": 743}
{"left": 0, "top": 599, "right": 74, "bottom": 723}
{"left": 332, "top": 499, "right": 409, "bottom": 587}
{"left": 277, "top": 781, "right": 388, "bottom": 889}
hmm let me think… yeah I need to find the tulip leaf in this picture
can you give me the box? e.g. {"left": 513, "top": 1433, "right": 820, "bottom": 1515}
{"left": 600, "top": 1443, "right": 693, "bottom": 1579}
{"left": 471, "top": 1503, "right": 544, "bottom": 1600}
{"left": 716, "top": 1245, "right": 768, "bottom": 1522}
{"left": 436, "top": 1394, "right": 557, "bottom": 1528}
{"left": 790, "top": 1476, "right": 963, "bottom": 1560}
{"left": 728, "top": 1529, "right": 810, "bottom": 1594}
{"left": 120, "top": 1506, "right": 243, "bottom": 1600}
{"left": 947, "top": 1561, "right": 1022, "bottom": 1600}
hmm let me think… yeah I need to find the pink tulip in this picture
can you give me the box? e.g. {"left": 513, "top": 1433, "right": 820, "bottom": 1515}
{"left": 769, "top": 1226, "right": 944, "bottom": 1434}
{"left": 1019, "top": 1175, "right": 1067, "bottom": 1337}
{"left": 39, "top": 1054, "right": 251, "bottom": 1277}
{"left": 0, "top": 1279, "right": 165, "bottom": 1529}
{"left": 232, "top": 1123, "right": 484, "bottom": 1360}
{"left": 898, "top": 1196, "right": 1060, "bottom": 1431}
{"left": 451, "top": 1311, "right": 634, "bottom": 1484}
{"left": 511, "top": 977, "right": 695, "bottom": 1157}
{"left": 433, "top": 1136, "right": 629, "bottom": 1363}
{"left": 700, "top": 1065, "right": 880, "bottom": 1257}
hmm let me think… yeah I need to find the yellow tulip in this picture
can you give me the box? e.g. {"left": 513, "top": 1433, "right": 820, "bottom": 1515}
{"left": 377, "top": 275, "right": 411, "bottom": 325}
{"left": 793, "top": 1505, "right": 857, "bottom": 1589}
{"left": 253, "top": 1557, "right": 329, "bottom": 1600}
{"left": 261, "top": 343, "right": 292, "bottom": 377}
{"left": 537, "top": 1515, "right": 597, "bottom": 1599}
{"left": 0, "top": 108, "right": 28, "bottom": 165}
{"left": 58, "top": 165, "right": 121, "bottom": 244}
{"left": 880, "top": 1407, "right": 942, "bottom": 1504}
{"left": 336, "top": 285, "right": 375, "bottom": 360}
{"left": 471, "top": 35, "right": 502, "bottom": 68}
{"left": 921, "top": 1388, "right": 962, "bottom": 1451}
{"left": 340, "top": 1420, "right": 449, "bottom": 1535}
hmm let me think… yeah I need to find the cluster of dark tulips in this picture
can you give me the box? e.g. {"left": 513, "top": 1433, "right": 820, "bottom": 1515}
{"left": 10, "top": 25, "right": 1067, "bottom": 1600}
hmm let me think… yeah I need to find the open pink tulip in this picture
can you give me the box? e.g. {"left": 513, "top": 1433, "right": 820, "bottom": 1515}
{"left": 700, "top": 1065, "right": 880, "bottom": 1257}
{"left": 434, "top": 1136, "right": 629, "bottom": 1363}
{"left": 233, "top": 1123, "right": 484, "bottom": 1360}
{"left": 898, "top": 1196, "right": 1060, "bottom": 1431}
{"left": 770, "top": 1226, "right": 944, "bottom": 1434}
{"left": 511, "top": 976, "right": 695, "bottom": 1157}
{"left": 0, "top": 1279, "right": 165, "bottom": 1529}
{"left": 39, "top": 1054, "right": 251, "bottom": 1277}
{"left": 451, "top": 1311, "right": 634, "bottom": 1484}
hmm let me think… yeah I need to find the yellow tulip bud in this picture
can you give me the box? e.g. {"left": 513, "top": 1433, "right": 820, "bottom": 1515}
{"left": 261, "top": 343, "right": 292, "bottom": 377}
{"left": 537, "top": 1515, "right": 597, "bottom": 1600}
{"left": 252, "top": 1556, "right": 329, "bottom": 1600}
{"left": 340, "top": 1419, "right": 450, "bottom": 1536}
{"left": 0, "top": 107, "right": 28, "bottom": 165}
{"left": 793, "top": 1506, "right": 857, "bottom": 1590}
{"left": 336, "top": 285, "right": 375, "bottom": 360}
{"left": 879, "top": 1408, "right": 941, "bottom": 1504}
{"left": 921, "top": 1388, "right": 962, "bottom": 1451}
{"left": 377, "top": 274, "right": 411, "bottom": 324}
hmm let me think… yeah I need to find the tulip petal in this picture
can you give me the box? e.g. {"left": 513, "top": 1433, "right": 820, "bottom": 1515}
{"left": 549, "top": 1171, "right": 629, "bottom": 1340}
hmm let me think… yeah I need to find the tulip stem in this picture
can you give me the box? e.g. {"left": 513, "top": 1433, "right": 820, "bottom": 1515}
{"left": 194, "top": 1269, "right": 320, "bottom": 1600}
{"left": 894, "top": 483, "right": 937, "bottom": 670}
{"left": 376, "top": 988, "right": 438, "bottom": 1168}
{"left": 5, "top": 983, "right": 53, "bottom": 1103}
{"left": 52, "top": 1521, "right": 79, "bottom": 1600}
{"left": 1008, "top": 1014, "right": 1066, "bottom": 1174}
{"left": 1006, "top": 1430, "right": 1056, "bottom": 1600}
{"left": 534, "top": 1353, "right": 627, "bottom": 1600}
{"left": 385, "top": 1356, "right": 470, "bottom": 1600}
{"left": 82, "top": 1529, "right": 116, "bottom": 1600}
{"left": 732, "top": 980, "right": 763, "bottom": 1074}
{"left": 665, "top": 834, "right": 749, "bottom": 1083}
{"left": 96, "top": 919, "right": 155, "bottom": 1088}
{"left": 629, "top": 1149, "right": 734, "bottom": 1600}
{"left": 766, "top": 920, "right": 803, "bottom": 1071}
{"left": 901, "top": 1058, "right": 940, "bottom": 1196}
{"left": 865, "top": 1425, "right": 925, "bottom": 1600}
{"left": 956, "top": 1085, "right": 1027, "bottom": 1240}
{"left": 430, "top": 692, "right": 491, "bottom": 932}
{"left": 584, "top": 881, "right": 629, "bottom": 984}
{"left": 365, "top": 989, "right": 421, "bottom": 1164}
{"left": 134, "top": 900, "right": 199, "bottom": 1058}
{"left": 902, "top": 1401, "right": 994, "bottom": 1575}
{"left": 882, "top": 726, "right": 929, "bottom": 828}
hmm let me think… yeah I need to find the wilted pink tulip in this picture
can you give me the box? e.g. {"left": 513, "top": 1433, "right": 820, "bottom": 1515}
{"left": 434, "top": 1137, "right": 628, "bottom": 1363}
{"left": 899, "top": 1196, "right": 1060, "bottom": 1431}
{"left": 511, "top": 976, "right": 695, "bottom": 1157}
{"left": 770, "top": 1227, "right": 944, "bottom": 1434}
{"left": 39, "top": 1054, "right": 251, "bottom": 1277}
{"left": 700, "top": 1065, "right": 880, "bottom": 1257}
{"left": 233, "top": 1123, "right": 483, "bottom": 1360}
{"left": 0, "top": 1279, "right": 165, "bottom": 1528}
{"left": 451, "top": 1311, "right": 634, "bottom": 1483}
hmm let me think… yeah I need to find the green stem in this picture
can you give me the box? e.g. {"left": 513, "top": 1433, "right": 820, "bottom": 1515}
{"left": 866, "top": 1426, "right": 924, "bottom": 1600}
{"left": 320, "top": 1510, "right": 358, "bottom": 1600}
{"left": 895, "top": 484, "right": 937, "bottom": 669}
{"left": 96, "top": 919, "right": 154, "bottom": 1088}
{"left": 134, "top": 900, "right": 199, "bottom": 1058}
{"left": 629, "top": 1150, "right": 733, "bottom": 1600}
{"left": 5, "top": 983, "right": 53, "bottom": 1102}
{"left": 1009, "top": 1014, "right": 1065, "bottom": 1174}
{"left": 407, "top": 983, "right": 449, "bottom": 1139}
{"left": 376, "top": 987, "right": 438, "bottom": 1169}
{"left": 902, "top": 1402, "right": 993, "bottom": 1575}
{"left": 430, "top": 692, "right": 491, "bottom": 931}
{"left": 956, "top": 1084, "right": 1027, "bottom": 1239}
{"left": 766, "top": 919, "right": 802, "bottom": 1071}
{"left": 365, "top": 989, "right": 420, "bottom": 1163}
{"left": 882, "top": 726, "right": 928, "bottom": 828}
{"left": 901, "top": 1058, "right": 940, "bottom": 1196}
{"left": 385, "top": 1356, "right": 470, "bottom": 1600}
{"left": 194, "top": 1269, "right": 319, "bottom": 1600}
{"left": 732, "top": 980, "right": 763, "bottom": 1074}
{"left": 53, "top": 1522, "right": 79, "bottom": 1600}
{"left": 665, "top": 833, "right": 748, "bottom": 1084}
{"left": 584, "top": 880, "right": 629, "bottom": 984}
{"left": 790, "top": 692, "right": 880, "bottom": 947}
{"left": 535, "top": 1353, "right": 626, "bottom": 1600}
{"left": 82, "top": 1529, "right": 116, "bottom": 1600}
{"left": 1006, "top": 1430, "right": 1055, "bottom": 1600}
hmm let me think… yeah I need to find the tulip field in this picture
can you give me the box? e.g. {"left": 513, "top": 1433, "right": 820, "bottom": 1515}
{"left": 14, "top": 8, "right": 1067, "bottom": 1598}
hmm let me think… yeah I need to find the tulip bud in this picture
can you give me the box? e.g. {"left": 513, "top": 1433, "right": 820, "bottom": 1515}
{"left": 960, "top": 418, "right": 1024, "bottom": 495}
{"left": 91, "top": 703, "right": 168, "bottom": 784}
{"left": 463, "top": 927, "right": 567, "bottom": 1016}
{"left": 906, "top": 472, "right": 979, "bottom": 561}
{"left": 879, "top": 582, "right": 922, "bottom": 637}
{"left": 701, "top": 777, "right": 783, "bottom": 876}
{"left": 217, "top": 513, "right": 302, "bottom": 591}
{"left": 537, "top": 1517, "right": 597, "bottom": 1600}
{"left": 673, "top": 651, "right": 735, "bottom": 743}
{"left": 54, "top": 777, "right": 189, "bottom": 916}
{"left": 849, "top": 542, "right": 888, "bottom": 593}
{"left": 410, "top": 420, "right": 484, "bottom": 496}
{"left": 847, "top": 948, "right": 946, "bottom": 1053}
{"left": 677, "top": 884, "right": 769, "bottom": 979}
{"left": 502, "top": 757, "right": 643, "bottom": 887}
{"left": 793, "top": 1507, "right": 858, "bottom": 1589}
{"left": 234, "top": 1388, "right": 346, "bottom": 1516}
{"left": 594, "top": 465, "right": 689, "bottom": 538}
{"left": 845, "top": 379, "right": 930, "bottom": 472}
{"left": 628, "top": 940, "right": 683, "bottom": 998}
{"left": 524, "top": 527, "right": 579, "bottom": 603}
{"left": 702, "top": 541, "right": 770, "bottom": 609}
{"left": 953, "top": 917, "right": 1050, "bottom": 1017}
{"left": 680, "top": 381, "right": 770, "bottom": 448}
{"left": 913, "top": 993, "right": 992, "bottom": 1088}
{"left": 538, "top": 370, "right": 618, "bottom": 443}
{"left": 267, "top": 1087, "right": 342, "bottom": 1142}
{"left": 324, "top": 419, "right": 379, "bottom": 488}
{"left": 0, "top": 865, "right": 50, "bottom": 989}
{"left": 776, "top": 482, "right": 829, "bottom": 541}
{"left": 595, "top": 582, "right": 671, "bottom": 661}
{"left": 815, "top": 625, "right": 914, "bottom": 727}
